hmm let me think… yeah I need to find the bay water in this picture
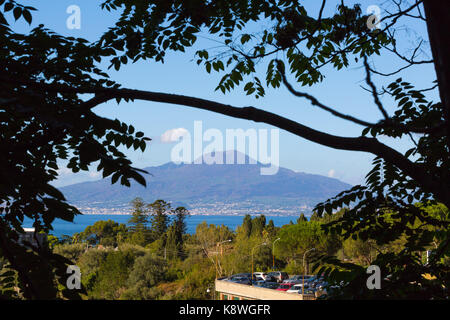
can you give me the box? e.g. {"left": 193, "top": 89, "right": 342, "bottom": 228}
{"left": 22, "top": 214, "right": 297, "bottom": 237}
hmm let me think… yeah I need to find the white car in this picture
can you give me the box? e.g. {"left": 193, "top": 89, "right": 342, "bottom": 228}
{"left": 253, "top": 272, "right": 267, "bottom": 281}
{"left": 286, "top": 284, "right": 303, "bottom": 293}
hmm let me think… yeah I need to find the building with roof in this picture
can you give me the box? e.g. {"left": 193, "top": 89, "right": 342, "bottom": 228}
{"left": 18, "top": 228, "right": 46, "bottom": 249}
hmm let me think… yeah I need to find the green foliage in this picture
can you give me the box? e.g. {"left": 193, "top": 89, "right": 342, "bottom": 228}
{"left": 0, "top": 224, "right": 85, "bottom": 299}
{"left": 283, "top": 260, "right": 304, "bottom": 275}
{"left": 276, "top": 221, "right": 341, "bottom": 270}
{"left": 77, "top": 249, "right": 108, "bottom": 276}
{"left": 310, "top": 72, "right": 447, "bottom": 299}
{"left": 240, "top": 214, "right": 253, "bottom": 238}
{"left": 195, "top": 221, "right": 234, "bottom": 249}
{"left": 52, "top": 243, "right": 86, "bottom": 262}
{"left": 128, "top": 198, "right": 149, "bottom": 231}
{"left": 0, "top": 261, "right": 19, "bottom": 299}
{"left": 148, "top": 199, "right": 171, "bottom": 240}
{"left": 165, "top": 225, "right": 182, "bottom": 261}
{"left": 341, "top": 237, "right": 379, "bottom": 266}
{"left": 313, "top": 203, "right": 449, "bottom": 298}
{"left": 98, "top": 1, "right": 390, "bottom": 96}
{"left": 251, "top": 215, "right": 266, "bottom": 236}
{"left": 265, "top": 219, "right": 277, "bottom": 238}
{"left": 177, "top": 258, "right": 215, "bottom": 300}
{"left": 297, "top": 213, "right": 308, "bottom": 223}
{"left": 27, "top": 210, "right": 444, "bottom": 300}
{"left": 120, "top": 285, "right": 161, "bottom": 300}
{"left": 164, "top": 206, "right": 190, "bottom": 260}
{"left": 91, "top": 250, "right": 136, "bottom": 299}
{"left": 0, "top": 0, "right": 151, "bottom": 298}
{"left": 93, "top": 1, "right": 449, "bottom": 298}
{"left": 74, "top": 220, "right": 127, "bottom": 247}
{"left": 127, "top": 197, "right": 151, "bottom": 246}
{"left": 172, "top": 207, "right": 189, "bottom": 243}
{"left": 45, "top": 235, "right": 60, "bottom": 250}
{"left": 1, "top": 0, "right": 448, "bottom": 299}
{"left": 123, "top": 252, "right": 169, "bottom": 299}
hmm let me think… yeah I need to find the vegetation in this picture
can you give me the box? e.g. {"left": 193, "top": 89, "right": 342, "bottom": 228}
{"left": 0, "top": 0, "right": 448, "bottom": 299}
{"left": 3, "top": 198, "right": 441, "bottom": 300}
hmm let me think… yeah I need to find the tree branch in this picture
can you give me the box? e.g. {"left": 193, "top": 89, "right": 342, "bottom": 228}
{"left": 276, "top": 60, "right": 375, "bottom": 127}
{"left": 366, "top": 62, "right": 414, "bottom": 77}
{"left": 5, "top": 79, "right": 450, "bottom": 204}
{"left": 363, "top": 56, "right": 390, "bottom": 119}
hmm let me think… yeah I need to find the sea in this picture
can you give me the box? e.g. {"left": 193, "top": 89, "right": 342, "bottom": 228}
{"left": 22, "top": 214, "right": 297, "bottom": 238}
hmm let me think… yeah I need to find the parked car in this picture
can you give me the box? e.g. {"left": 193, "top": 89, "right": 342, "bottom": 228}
{"left": 311, "top": 276, "right": 324, "bottom": 283}
{"left": 230, "top": 273, "right": 260, "bottom": 283}
{"left": 253, "top": 272, "right": 267, "bottom": 281}
{"left": 286, "top": 284, "right": 303, "bottom": 293}
{"left": 308, "top": 279, "right": 327, "bottom": 289}
{"left": 262, "top": 282, "right": 281, "bottom": 289}
{"left": 276, "top": 283, "right": 294, "bottom": 291}
{"left": 290, "top": 275, "right": 314, "bottom": 283}
{"left": 307, "top": 276, "right": 318, "bottom": 283}
{"left": 254, "top": 281, "right": 280, "bottom": 289}
{"left": 267, "top": 271, "right": 289, "bottom": 283}
{"left": 283, "top": 275, "right": 309, "bottom": 284}
{"left": 283, "top": 275, "right": 299, "bottom": 283}
{"left": 303, "top": 288, "right": 317, "bottom": 295}
{"left": 228, "top": 276, "right": 252, "bottom": 285}
{"left": 253, "top": 280, "right": 267, "bottom": 287}
{"left": 263, "top": 274, "right": 276, "bottom": 282}
{"left": 253, "top": 280, "right": 266, "bottom": 288}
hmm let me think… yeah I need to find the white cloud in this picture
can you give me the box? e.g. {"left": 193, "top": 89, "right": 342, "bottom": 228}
{"left": 327, "top": 169, "right": 336, "bottom": 178}
{"left": 160, "top": 128, "right": 189, "bottom": 143}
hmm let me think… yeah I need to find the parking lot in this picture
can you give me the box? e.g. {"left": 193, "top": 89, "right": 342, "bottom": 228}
{"left": 220, "top": 272, "right": 330, "bottom": 297}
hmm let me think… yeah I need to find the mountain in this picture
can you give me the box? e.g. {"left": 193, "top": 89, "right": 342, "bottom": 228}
{"left": 60, "top": 151, "right": 351, "bottom": 215}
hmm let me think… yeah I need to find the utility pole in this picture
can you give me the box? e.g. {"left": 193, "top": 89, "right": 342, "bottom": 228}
{"left": 216, "top": 239, "right": 232, "bottom": 279}
{"left": 272, "top": 238, "right": 280, "bottom": 271}
{"left": 302, "top": 248, "right": 316, "bottom": 296}
{"left": 215, "top": 243, "right": 219, "bottom": 280}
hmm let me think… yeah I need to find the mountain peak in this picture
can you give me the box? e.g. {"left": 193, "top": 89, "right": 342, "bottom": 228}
{"left": 193, "top": 150, "right": 259, "bottom": 165}
{"left": 61, "top": 153, "right": 352, "bottom": 215}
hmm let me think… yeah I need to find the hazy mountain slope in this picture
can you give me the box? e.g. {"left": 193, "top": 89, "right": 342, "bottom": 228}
{"left": 60, "top": 151, "right": 351, "bottom": 215}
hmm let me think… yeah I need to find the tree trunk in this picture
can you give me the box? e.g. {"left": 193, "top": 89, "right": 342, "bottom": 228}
{"left": 423, "top": 0, "right": 450, "bottom": 148}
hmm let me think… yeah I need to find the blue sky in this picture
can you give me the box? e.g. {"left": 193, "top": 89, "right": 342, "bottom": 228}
{"left": 10, "top": 0, "right": 438, "bottom": 187}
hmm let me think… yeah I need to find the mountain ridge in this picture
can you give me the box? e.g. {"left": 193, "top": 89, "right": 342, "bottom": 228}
{"left": 60, "top": 151, "right": 351, "bottom": 215}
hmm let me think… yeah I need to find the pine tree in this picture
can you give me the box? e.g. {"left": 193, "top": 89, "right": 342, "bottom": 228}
{"left": 128, "top": 198, "right": 149, "bottom": 233}
{"left": 127, "top": 198, "right": 151, "bottom": 246}
{"left": 251, "top": 214, "right": 266, "bottom": 236}
{"left": 173, "top": 206, "right": 189, "bottom": 244}
{"left": 165, "top": 224, "right": 180, "bottom": 260}
{"left": 297, "top": 213, "right": 308, "bottom": 223}
{"left": 148, "top": 199, "right": 171, "bottom": 239}
{"left": 265, "top": 219, "right": 276, "bottom": 237}
{"left": 241, "top": 214, "right": 253, "bottom": 238}
{"left": 309, "top": 211, "right": 321, "bottom": 222}
{"left": 164, "top": 206, "right": 190, "bottom": 260}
